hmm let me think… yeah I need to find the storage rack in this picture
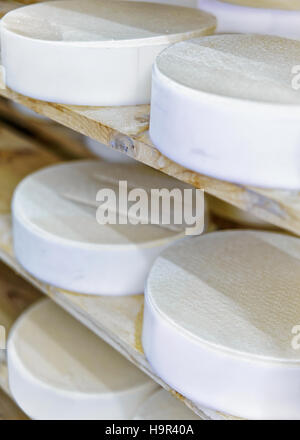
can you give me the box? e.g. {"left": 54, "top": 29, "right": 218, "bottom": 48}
{"left": 0, "top": 0, "right": 296, "bottom": 420}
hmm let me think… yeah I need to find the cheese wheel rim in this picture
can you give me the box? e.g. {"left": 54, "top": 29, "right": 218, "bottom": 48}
{"left": 12, "top": 161, "right": 184, "bottom": 295}
{"left": 1, "top": 0, "right": 215, "bottom": 105}
{"left": 153, "top": 36, "right": 300, "bottom": 109}
{"left": 150, "top": 35, "right": 300, "bottom": 188}
{"left": 144, "top": 230, "right": 300, "bottom": 365}
{"left": 8, "top": 300, "right": 157, "bottom": 420}
{"left": 12, "top": 161, "right": 184, "bottom": 250}
{"left": 2, "top": 1, "right": 216, "bottom": 47}
{"left": 143, "top": 230, "right": 300, "bottom": 419}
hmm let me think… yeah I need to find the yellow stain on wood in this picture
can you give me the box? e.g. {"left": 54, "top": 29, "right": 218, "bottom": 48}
{"left": 134, "top": 301, "right": 144, "bottom": 354}
{"left": 170, "top": 389, "right": 185, "bottom": 402}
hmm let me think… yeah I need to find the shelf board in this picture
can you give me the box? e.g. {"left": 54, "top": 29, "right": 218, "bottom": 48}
{"left": 0, "top": 75, "right": 298, "bottom": 237}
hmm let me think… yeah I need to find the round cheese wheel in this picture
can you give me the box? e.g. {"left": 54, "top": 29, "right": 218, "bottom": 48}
{"left": 134, "top": 388, "right": 200, "bottom": 420}
{"left": 1, "top": 0, "right": 216, "bottom": 105}
{"left": 143, "top": 230, "right": 300, "bottom": 420}
{"left": 198, "top": 0, "right": 300, "bottom": 39}
{"left": 84, "top": 137, "right": 135, "bottom": 163}
{"left": 12, "top": 160, "right": 186, "bottom": 295}
{"left": 150, "top": 34, "right": 300, "bottom": 189}
{"left": 8, "top": 299, "right": 157, "bottom": 420}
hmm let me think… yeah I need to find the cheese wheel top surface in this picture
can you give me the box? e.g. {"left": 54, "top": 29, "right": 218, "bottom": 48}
{"left": 13, "top": 161, "right": 186, "bottom": 246}
{"left": 220, "top": 0, "right": 300, "bottom": 10}
{"left": 146, "top": 230, "right": 300, "bottom": 362}
{"left": 10, "top": 300, "right": 151, "bottom": 393}
{"left": 155, "top": 34, "right": 300, "bottom": 105}
{"left": 2, "top": 0, "right": 216, "bottom": 44}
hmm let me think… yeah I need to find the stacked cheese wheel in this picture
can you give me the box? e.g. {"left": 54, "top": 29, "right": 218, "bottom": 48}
{"left": 0, "top": 0, "right": 215, "bottom": 105}
{"left": 150, "top": 34, "right": 300, "bottom": 189}
{"left": 8, "top": 300, "right": 158, "bottom": 420}
{"left": 143, "top": 230, "right": 300, "bottom": 419}
{"left": 12, "top": 160, "right": 190, "bottom": 295}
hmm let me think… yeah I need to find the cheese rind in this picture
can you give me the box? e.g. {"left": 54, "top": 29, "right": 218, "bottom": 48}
{"left": 198, "top": 0, "right": 300, "bottom": 39}
{"left": 1, "top": 0, "right": 216, "bottom": 105}
{"left": 150, "top": 35, "right": 300, "bottom": 188}
{"left": 12, "top": 161, "right": 184, "bottom": 295}
{"left": 8, "top": 299, "right": 157, "bottom": 420}
{"left": 143, "top": 230, "right": 300, "bottom": 419}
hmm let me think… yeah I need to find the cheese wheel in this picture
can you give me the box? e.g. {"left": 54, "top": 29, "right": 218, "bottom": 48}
{"left": 150, "top": 35, "right": 300, "bottom": 189}
{"left": 143, "top": 230, "right": 300, "bottom": 420}
{"left": 198, "top": 0, "right": 300, "bottom": 39}
{"left": 1, "top": 0, "right": 216, "bottom": 105}
{"left": 8, "top": 299, "right": 157, "bottom": 420}
{"left": 84, "top": 137, "right": 135, "bottom": 163}
{"left": 12, "top": 160, "right": 188, "bottom": 295}
{"left": 134, "top": 388, "right": 200, "bottom": 420}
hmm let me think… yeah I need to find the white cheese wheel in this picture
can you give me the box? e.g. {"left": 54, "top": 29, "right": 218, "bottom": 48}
{"left": 12, "top": 160, "right": 187, "bottom": 295}
{"left": 150, "top": 34, "right": 300, "bottom": 189}
{"left": 1, "top": 0, "right": 216, "bottom": 105}
{"left": 143, "top": 230, "right": 300, "bottom": 420}
{"left": 198, "top": 0, "right": 300, "bottom": 39}
{"left": 8, "top": 299, "right": 157, "bottom": 420}
{"left": 134, "top": 388, "right": 200, "bottom": 420}
{"left": 84, "top": 137, "right": 135, "bottom": 163}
